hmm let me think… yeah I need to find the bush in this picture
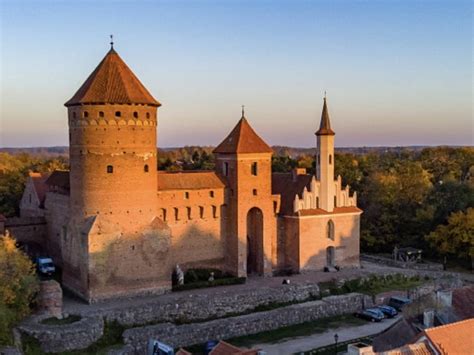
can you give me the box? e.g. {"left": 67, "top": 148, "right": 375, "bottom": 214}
{"left": 184, "top": 268, "right": 231, "bottom": 283}
{"left": 0, "top": 234, "right": 39, "bottom": 345}
{"left": 173, "top": 277, "right": 246, "bottom": 292}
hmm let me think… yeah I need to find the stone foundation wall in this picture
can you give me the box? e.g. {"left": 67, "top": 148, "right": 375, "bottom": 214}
{"left": 86, "top": 283, "right": 322, "bottom": 327}
{"left": 18, "top": 315, "right": 103, "bottom": 353}
{"left": 123, "top": 293, "right": 373, "bottom": 352}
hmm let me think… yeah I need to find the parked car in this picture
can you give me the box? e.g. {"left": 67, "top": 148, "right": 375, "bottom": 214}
{"left": 35, "top": 257, "right": 55, "bottom": 276}
{"left": 388, "top": 296, "right": 411, "bottom": 311}
{"left": 377, "top": 305, "right": 398, "bottom": 318}
{"left": 354, "top": 309, "right": 384, "bottom": 322}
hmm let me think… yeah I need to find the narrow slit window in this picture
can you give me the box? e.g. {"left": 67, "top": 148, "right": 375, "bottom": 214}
{"left": 224, "top": 162, "right": 229, "bottom": 176}
{"left": 251, "top": 162, "right": 258, "bottom": 176}
{"left": 174, "top": 207, "right": 179, "bottom": 221}
{"left": 144, "top": 164, "right": 149, "bottom": 173}
{"left": 187, "top": 207, "right": 192, "bottom": 220}
{"left": 212, "top": 205, "right": 217, "bottom": 218}
{"left": 107, "top": 165, "right": 113, "bottom": 174}
{"left": 329, "top": 154, "right": 332, "bottom": 164}
{"left": 199, "top": 206, "right": 204, "bottom": 218}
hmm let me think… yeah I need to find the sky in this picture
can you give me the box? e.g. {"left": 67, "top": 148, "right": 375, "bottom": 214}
{"left": 0, "top": 0, "right": 472, "bottom": 148}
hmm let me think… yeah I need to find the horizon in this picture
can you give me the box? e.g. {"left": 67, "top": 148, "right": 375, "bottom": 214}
{"left": 1, "top": 0, "right": 472, "bottom": 148}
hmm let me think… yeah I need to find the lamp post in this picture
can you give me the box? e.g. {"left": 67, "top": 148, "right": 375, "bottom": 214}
{"left": 334, "top": 333, "right": 339, "bottom": 355}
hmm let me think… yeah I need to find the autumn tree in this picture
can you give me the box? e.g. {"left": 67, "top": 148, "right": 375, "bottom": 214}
{"left": 425, "top": 208, "right": 474, "bottom": 269}
{"left": 0, "top": 233, "right": 39, "bottom": 345}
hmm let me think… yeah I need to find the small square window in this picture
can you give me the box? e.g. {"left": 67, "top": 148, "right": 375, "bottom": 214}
{"left": 185, "top": 192, "right": 190, "bottom": 199}
{"left": 209, "top": 191, "right": 214, "bottom": 198}
{"left": 107, "top": 165, "right": 113, "bottom": 173}
{"left": 253, "top": 189, "right": 257, "bottom": 196}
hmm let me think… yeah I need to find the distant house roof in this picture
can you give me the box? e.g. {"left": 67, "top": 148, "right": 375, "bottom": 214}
{"left": 213, "top": 117, "right": 273, "bottom": 154}
{"left": 29, "top": 172, "right": 51, "bottom": 206}
{"left": 157, "top": 171, "right": 225, "bottom": 191}
{"left": 65, "top": 48, "right": 160, "bottom": 107}
{"left": 452, "top": 286, "right": 474, "bottom": 320}
{"left": 209, "top": 341, "right": 260, "bottom": 355}
{"left": 379, "top": 341, "right": 433, "bottom": 355}
{"left": 45, "top": 170, "right": 70, "bottom": 192}
{"left": 373, "top": 318, "right": 419, "bottom": 352}
{"left": 420, "top": 318, "right": 474, "bottom": 354}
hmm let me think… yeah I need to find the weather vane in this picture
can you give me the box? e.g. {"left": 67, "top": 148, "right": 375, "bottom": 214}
{"left": 241, "top": 105, "right": 245, "bottom": 117}
{"left": 110, "top": 34, "right": 114, "bottom": 49}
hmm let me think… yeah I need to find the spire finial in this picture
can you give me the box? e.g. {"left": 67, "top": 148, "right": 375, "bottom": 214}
{"left": 110, "top": 34, "right": 114, "bottom": 49}
{"left": 241, "top": 105, "right": 245, "bottom": 118}
{"left": 324, "top": 90, "right": 327, "bottom": 100}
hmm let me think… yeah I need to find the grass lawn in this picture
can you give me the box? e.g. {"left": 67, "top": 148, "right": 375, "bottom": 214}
{"left": 227, "top": 315, "right": 366, "bottom": 348}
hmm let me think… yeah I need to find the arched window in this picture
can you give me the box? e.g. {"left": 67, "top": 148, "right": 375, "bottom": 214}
{"left": 327, "top": 220, "right": 335, "bottom": 240}
{"left": 144, "top": 164, "right": 149, "bottom": 173}
{"left": 99, "top": 111, "right": 104, "bottom": 118}
{"left": 224, "top": 162, "right": 229, "bottom": 176}
{"left": 251, "top": 162, "right": 258, "bottom": 176}
{"left": 329, "top": 154, "right": 332, "bottom": 164}
{"left": 115, "top": 111, "right": 121, "bottom": 117}
{"left": 107, "top": 165, "right": 113, "bottom": 174}
{"left": 133, "top": 111, "right": 139, "bottom": 118}
{"left": 83, "top": 111, "right": 89, "bottom": 118}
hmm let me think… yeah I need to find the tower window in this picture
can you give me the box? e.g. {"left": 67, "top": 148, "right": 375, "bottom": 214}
{"left": 185, "top": 192, "right": 190, "bottom": 199}
{"left": 144, "top": 164, "right": 149, "bottom": 173}
{"left": 146, "top": 112, "right": 150, "bottom": 119}
{"left": 107, "top": 165, "right": 113, "bottom": 173}
{"left": 83, "top": 111, "right": 89, "bottom": 118}
{"left": 329, "top": 154, "right": 332, "bottom": 164}
{"left": 115, "top": 111, "right": 121, "bottom": 117}
{"left": 253, "top": 189, "right": 258, "bottom": 196}
{"left": 187, "top": 207, "right": 192, "bottom": 220}
{"left": 174, "top": 207, "right": 179, "bottom": 221}
{"left": 199, "top": 206, "right": 204, "bottom": 218}
{"left": 209, "top": 191, "right": 214, "bottom": 198}
{"left": 133, "top": 112, "right": 138, "bottom": 118}
{"left": 327, "top": 220, "right": 335, "bottom": 240}
{"left": 212, "top": 205, "right": 217, "bottom": 218}
{"left": 224, "top": 162, "right": 229, "bottom": 176}
{"left": 99, "top": 111, "right": 104, "bottom": 118}
{"left": 334, "top": 196, "right": 337, "bottom": 207}
{"left": 161, "top": 208, "right": 167, "bottom": 222}
{"left": 251, "top": 162, "right": 258, "bottom": 176}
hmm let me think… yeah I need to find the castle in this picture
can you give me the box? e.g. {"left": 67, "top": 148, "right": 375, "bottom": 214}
{"left": 14, "top": 46, "right": 361, "bottom": 302}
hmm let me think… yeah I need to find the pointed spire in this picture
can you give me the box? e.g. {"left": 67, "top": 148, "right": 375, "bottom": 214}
{"left": 315, "top": 95, "right": 335, "bottom": 136}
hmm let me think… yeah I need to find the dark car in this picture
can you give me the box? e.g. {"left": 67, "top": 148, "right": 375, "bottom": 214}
{"left": 388, "top": 296, "right": 411, "bottom": 311}
{"left": 354, "top": 309, "right": 384, "bottom": 322}
{"left": 377, "top": 305, "right": 398, "bottom": 318}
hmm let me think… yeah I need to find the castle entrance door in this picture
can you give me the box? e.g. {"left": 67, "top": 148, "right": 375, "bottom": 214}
{"left": 326, "top": 246, "right": 335, "bottom": 267}
{"left": 246, "top": 207, "right": 264, "bottom": 275}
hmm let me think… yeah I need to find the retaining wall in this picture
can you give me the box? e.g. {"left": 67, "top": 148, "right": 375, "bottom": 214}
{"left": 123, "top": 293, "right": 374, "bottom": 352}
{"left": 361, "top": 254, "right": 443, "bottom": 271}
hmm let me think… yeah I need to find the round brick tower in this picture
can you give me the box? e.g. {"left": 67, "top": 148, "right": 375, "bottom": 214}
{"left": 65, "top": 47, "right": 160, "bottom": 231}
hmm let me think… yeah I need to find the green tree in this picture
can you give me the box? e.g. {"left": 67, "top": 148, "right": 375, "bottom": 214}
{"left": 425, "top": 208, "right": 474, "bottom": 269}
{"left": 0, "top": 233, "right": 39, "bottom": 345}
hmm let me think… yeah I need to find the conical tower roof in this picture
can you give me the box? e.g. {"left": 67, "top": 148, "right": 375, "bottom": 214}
{"left": 213, "top": 114, "right": 273, "bottom": 154}
{"left": 315, "top": 97, "right": 335, "bottom": 136}
{"left": 65, "top": 48, "right": 160, "bottom": 107}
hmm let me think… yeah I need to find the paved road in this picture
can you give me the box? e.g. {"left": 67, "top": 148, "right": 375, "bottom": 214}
{"left": 251, "top": 316, "right": 400, "bottom": 355}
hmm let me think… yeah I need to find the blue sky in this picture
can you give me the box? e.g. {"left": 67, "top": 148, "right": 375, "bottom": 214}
{"left": 0, "top": 0, "right": 472, "bottom": 147}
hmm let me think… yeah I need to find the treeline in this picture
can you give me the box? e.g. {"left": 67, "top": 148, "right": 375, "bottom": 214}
{"left": 0, "top": 147, "right": 472, "bottom": 267}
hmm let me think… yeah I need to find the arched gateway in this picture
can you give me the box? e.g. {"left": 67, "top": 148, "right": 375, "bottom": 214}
{"left": 246, "top": 207, "right": 264, "bottom": 275}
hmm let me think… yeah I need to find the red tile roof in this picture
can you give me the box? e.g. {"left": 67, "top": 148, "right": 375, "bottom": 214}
{"left": 157, "top": 171, "right": 225, "bottom": 191}
{"left": 299, "top": 206, "right": 362, "bottom": 216}
{"left": 65, "top": 49, "right": 160, "bottom": 107}
{"left": 272, "top": 172, "right": 314, "bottom": 215}
{"left": 213, "top": 117, "right": 273, "bottom": 154}
{"left": 315, "top": 97, "right": 335, "bottom": 136}
{"left": 209, "top": 341, "right": 260, "bottom": 355}
{"left": 29, "top": 172, "right": 50, "bottom": 206}
{"left": 423, "top": 318, "right": 474, "bottom": 354}
{"left": 381, "top": 341, "right": 433, "bottom": 355}
{"left": 452, "top": 286, "right": 474, "bottom": 320}
{"left": 45, "top": 170, "right": 70, "bottom": 192}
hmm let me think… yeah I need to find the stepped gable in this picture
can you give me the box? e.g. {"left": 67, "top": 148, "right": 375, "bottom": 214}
{"left": 213, "top": 117, "right": 273, "bottom": 154}
{"left": 65, "top": 48, "right": 160, "bottom": 107}
{"left": 272, "top": 172, "right": 313, "bottom": 215}
{"left": 157, "top": 171, "right": 226, "bottom": 191}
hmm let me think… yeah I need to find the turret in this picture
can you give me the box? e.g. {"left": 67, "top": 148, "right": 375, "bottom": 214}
{"left": 315, "top": 96, "right": 335, "bottom": 212}
{"left": 65, "top": 46, "right": 160, "bottom": 230}
{"left": 213, "top": 108, "right": 277, "bottom": 276}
